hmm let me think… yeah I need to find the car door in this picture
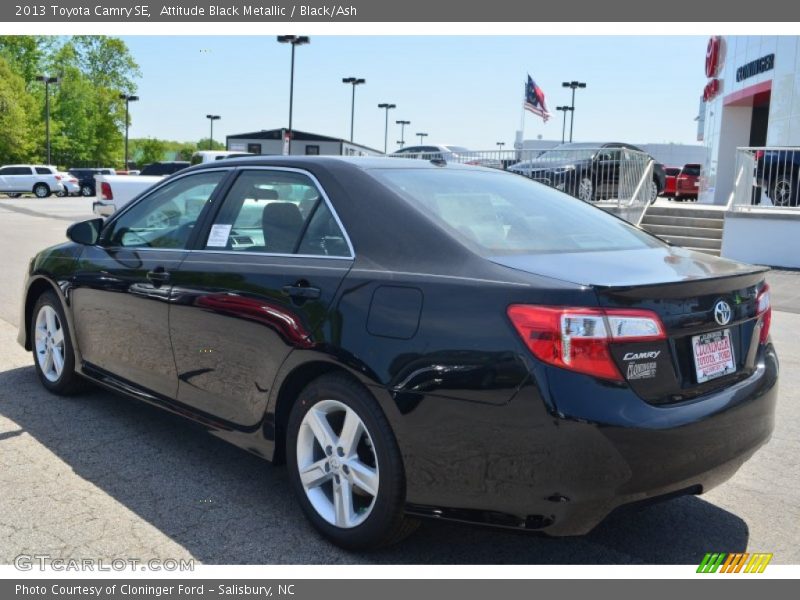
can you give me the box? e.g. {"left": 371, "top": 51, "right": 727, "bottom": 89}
{"left": 168, "top": 167, "right": 354, "bottom": 426}
{"left": 0, "top": 166, "right": 12, "bottom": 191}
{"left": 2, "top": 166, "right": 33, "bottom": 191}
{"left": 592, "top": 146, "right": 622, "bottom": 200}
{"left": 69, "top": 169, "right": 230, "bottom": 398}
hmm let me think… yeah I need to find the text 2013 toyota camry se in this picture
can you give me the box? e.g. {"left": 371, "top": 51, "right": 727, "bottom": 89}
{"left": 18, "top": 156, "right": 777, "bottom": 550}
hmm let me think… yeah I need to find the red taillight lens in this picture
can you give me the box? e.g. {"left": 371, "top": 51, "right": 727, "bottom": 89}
{"left": 507, "top": 305, "right": 666, "bottom": 381}
{"left": 756, "top": 284, "right": 771, "bottom": 344}
{"left": 100, "top": 181, "right": 113, "bottom": 200}
{"left": 755, "top": 150, "right": 765, "bottom": 161}
{"left": 55, "top": 175, "right": 62, "bottom": 181}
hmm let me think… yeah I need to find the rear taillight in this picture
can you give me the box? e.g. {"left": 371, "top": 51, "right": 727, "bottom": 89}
{"left": 756, "top": 284, "right": 771, "bottom": 344}
{"left": 507, "top": 305, "right": 666, "bottom": 381}
{"left": 55, "top": 175, "right": 62, "bottom": 181}
{"left": 100, "top": 181, "right": 113, "bottom": 200}
{"left": 755, "top": 150, "right": 765, "bottom": 161}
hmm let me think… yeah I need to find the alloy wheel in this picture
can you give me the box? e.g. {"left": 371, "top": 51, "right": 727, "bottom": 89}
{"left": 296, "top": 399, "right": 379, "bottom": 529}
{"left": 772, "top": 178, "right": 794, "bottom": 207}
{"left": 81, "top": 185, "right": 93, "bottom": 197}
{"left": 578, "top": 177, "right": 594, "bottom": 202}
{"left": 34, "top": 305, "right": 65, "bottom": 383}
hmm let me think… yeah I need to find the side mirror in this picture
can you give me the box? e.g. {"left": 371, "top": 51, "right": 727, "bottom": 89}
{"left": 66, "top": 218, "right": 104, "bottom": 245}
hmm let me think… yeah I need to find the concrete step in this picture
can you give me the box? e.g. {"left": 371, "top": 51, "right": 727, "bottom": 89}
{"left": 685, "top": 247, "right": 721, "bottom": 257}
{"left": 641, "top": 214, "right": 724, "bottom": 229}
{"left": 642, "top": 223, "right": 723, "bottom": 240}
{"left": 659, "top": 234, "right": 722, "bottom": 250}
{"left": 645, "top": 205, "right": 726, "bottom": 220}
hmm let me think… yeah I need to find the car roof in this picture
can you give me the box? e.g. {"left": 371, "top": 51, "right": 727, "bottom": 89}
{"left": 184, "top": 155, "right": 484, "bottom": 173}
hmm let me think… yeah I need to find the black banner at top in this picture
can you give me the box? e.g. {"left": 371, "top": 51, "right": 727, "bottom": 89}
{"left": 3, "top": 0, "right": 800, "bottom": 22}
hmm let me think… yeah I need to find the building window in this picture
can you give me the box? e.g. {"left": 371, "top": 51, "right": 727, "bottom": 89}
{"left": 305, "top": 145, "right": 320, "bottom": 156}
{"left": 247, "top": 143, "right": 262, "bottom": 154}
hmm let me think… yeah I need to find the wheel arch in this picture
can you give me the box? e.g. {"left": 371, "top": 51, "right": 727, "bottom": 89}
{"left": 22, "top": 277, "right": 62, "bottom": 350}
{"left": 268, "top": 358, "right": 382, "bottom": 465}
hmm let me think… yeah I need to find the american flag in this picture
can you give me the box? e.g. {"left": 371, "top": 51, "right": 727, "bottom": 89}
{"left": 524, "top": 74, "right": 550, "bottom": 122}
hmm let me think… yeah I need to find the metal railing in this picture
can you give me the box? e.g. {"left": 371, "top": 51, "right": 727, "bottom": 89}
{"left": 730, "top": 146, "right": 800, "bottom": 210}
{"left": 388, "top": 147, "right": 658, "bottom": 224}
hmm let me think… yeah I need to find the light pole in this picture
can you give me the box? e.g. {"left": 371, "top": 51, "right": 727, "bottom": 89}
{"left": 119, "top": 93, "right": 139, "bottom": 170}
{"left": 416, "top": 132, "right": 428, "bottom": 145}
{"left": 561, "top": 81, "right": 586, "bottom": 143}
{"left": 555, "top": 105, "right": 573, "bottom": 144}
{"left": 496, "top": 142, "right": 505, "bottom": 149}
{"left": 36, "top": 75, "right": 59, "bottom": 165}
{"left": 206, "top": 114, "right": 220, "bottom": 149}
{"left": 342, "top": 77, "right": 365, "bottom": 142}
{"left": 395, "top": 120, "right": 410, "bottom": 148}
{"left": 277, "top": 35, "right": 310, "bottom": 154}
{"left": 377, "top": 103, "right": 396, "bottom": 154}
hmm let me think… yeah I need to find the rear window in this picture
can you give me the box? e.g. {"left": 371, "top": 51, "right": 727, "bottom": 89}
{"left": 681, "top": 165, "right": 701, "bottom": 176}
{"left": 665, "top": 168, "right": 681, "bottom": 176}
{"left": 371, "top": 168, "right": 663, "bottom": 255}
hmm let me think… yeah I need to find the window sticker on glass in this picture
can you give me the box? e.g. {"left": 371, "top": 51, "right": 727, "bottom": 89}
{"left": 207, "top": 223, "right": 232, "bottom": 247}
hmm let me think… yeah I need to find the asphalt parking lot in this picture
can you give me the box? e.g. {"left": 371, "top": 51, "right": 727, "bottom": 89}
{"left": 0, "top": 196, "right": 798, "bottom": 565}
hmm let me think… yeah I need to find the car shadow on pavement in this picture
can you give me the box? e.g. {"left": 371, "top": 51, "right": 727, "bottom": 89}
{"left": 0, "top": 365, "right": 749, "bottom": 565}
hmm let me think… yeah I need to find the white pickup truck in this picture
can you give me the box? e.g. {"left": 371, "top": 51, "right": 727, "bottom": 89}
{"left": 92, "top": 174, "right": 163, "bottom": 217}
{"left": 93, "top": 151, "right": 251, "bottom": 217}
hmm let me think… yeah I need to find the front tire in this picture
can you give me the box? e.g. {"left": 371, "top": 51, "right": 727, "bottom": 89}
{"left": 33, "top": 183, "right": 50, "bottom": 198}
{"left": 287, "top": 373, "right": 418, "bottom": 550}
{"left": 31, "top": 290, "right": 84, "bottom": 395}
{"left": 647, "top": 179, "right": 659, "bottom": 204}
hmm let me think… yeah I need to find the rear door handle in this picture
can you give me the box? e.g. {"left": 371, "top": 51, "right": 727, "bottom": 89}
{"left": 282, "top": 284, "right": 321, "bottom": 299}
{"left": 146, "top": 268, "right": 170, "bottom": 285}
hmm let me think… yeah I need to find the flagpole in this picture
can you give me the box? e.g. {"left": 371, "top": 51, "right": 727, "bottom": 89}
{"left": 518, "top": 79, "right": 527, "bottom": 158}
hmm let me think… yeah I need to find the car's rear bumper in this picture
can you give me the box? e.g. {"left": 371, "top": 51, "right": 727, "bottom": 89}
{"left": 92, "top": 200, "right": 115, "bottom": 217}
{"left": 401, "top": 343, "right": 778, "bottom": 535}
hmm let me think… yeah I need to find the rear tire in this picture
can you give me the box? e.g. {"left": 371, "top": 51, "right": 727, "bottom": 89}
{"left": 81, "top": 185, "right": 93, "bottom": 197}
{"left": 287, "top": 373, "right": 418, "bottom": 550}
{"left": 33, "top": 183, "right": 50, "bottom": 198}
{"left": 31, "top": 290, "right": 85, "bottom": 395}
{"left": 6, "top": 193, "right": 21, "bottom": 198}
{"left": 771, "top": 175, "right": 798, "bottom": 207}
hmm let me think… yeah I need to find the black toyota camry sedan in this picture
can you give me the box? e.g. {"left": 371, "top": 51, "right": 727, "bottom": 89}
{"left": 18, "top": 156, "right": 778, "bottom": 550}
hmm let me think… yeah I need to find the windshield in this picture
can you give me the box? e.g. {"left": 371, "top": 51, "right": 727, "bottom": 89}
{"left": 443, "top": 146, "right": 471, "bottom": 154}
{"left": 371, "top": 168, "right": 663, "bottom": 255}
{"left": 535, "top": 143, "right": 599, "bottom": 162}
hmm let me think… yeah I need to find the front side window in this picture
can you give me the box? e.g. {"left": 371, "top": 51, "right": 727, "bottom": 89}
{"left": 371, "top": 168, "right": 663, "bottom": 255}
{"left": 204, "top": 170, "right": 350, "bottom": 257}
{"left": 102, "top": 171, "right": 225, "bottom": 249}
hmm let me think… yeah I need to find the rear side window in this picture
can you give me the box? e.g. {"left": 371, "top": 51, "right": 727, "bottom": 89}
{"left": 205, "top": 170, "right": 351, "bottom": 257}
{"left": 371, "top": 168, "right": 663, "bottom": 255}
{"left": 35, "top": 167, "right": 54, "bottom": 175}
{"left": 682, "top": 165, "right": 701, "bottom": 176}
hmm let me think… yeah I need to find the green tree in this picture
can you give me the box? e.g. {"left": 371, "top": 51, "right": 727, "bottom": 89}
{"left": 0, "top": 55, "right": 38, "bottom": 163}
{"left": 137, "top": 138, "right": 167, "bottom": 166}
{"left": 197, "top": 138, "right": 225, "bottom": 151}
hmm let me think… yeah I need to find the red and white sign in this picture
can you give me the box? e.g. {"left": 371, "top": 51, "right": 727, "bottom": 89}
{"left": 702, "top": 36, "right": 723, "bottom": 102}
{"left": 692, "top": 329, "right": 736, "bottom": 383}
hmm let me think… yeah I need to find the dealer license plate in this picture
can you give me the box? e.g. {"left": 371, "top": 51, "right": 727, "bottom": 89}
{"left": 692, "top": 329, "right": 736, "bottom": 383}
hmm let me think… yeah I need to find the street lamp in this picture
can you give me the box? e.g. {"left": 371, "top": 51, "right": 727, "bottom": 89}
{"left": 119, "top": 93, "right": 139, "bottom": 170}
{"left": 206, "top": 115, "right": 221, "bottom": 150}
{"left": 416, "top": 132, "right": 428, "bottom": 145}
{"left": 36, "top": 75, "right": 59, "bottom": 165}
{"left": 377, "top": 103, "right": 396, "bottom": 154}
{"left": 277, "top": 35, "right": 310, "bottom": 154}
{"left": 395, "top": 120, "right": 410, "bottom": 148}
{"left": 555, "top": 105, "right": 573, "bottom": 144}
{"left": 561, "top": 81, "right": 586, "bottom": 143}
{"left": 342, "top": 77, "right": 365, "bottom": 142}
{"left": 496, "top": 142, "right": 505, "bottom": 149}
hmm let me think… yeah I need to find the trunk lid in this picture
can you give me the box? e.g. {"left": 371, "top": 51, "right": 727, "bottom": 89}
{"left": 492, "top": 246, "right": 769, "bottom": 403}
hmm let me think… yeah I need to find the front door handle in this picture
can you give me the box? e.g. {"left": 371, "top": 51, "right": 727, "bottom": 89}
{"left": 146, "top": 267, "right": 170, "bottom": 286}
{"left": 282, "top": 283, "right": 321, "bottom": 300}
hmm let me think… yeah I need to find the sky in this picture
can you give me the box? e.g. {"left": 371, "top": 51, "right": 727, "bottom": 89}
{"left": 121, "top": 36, "right": 710, "bottom": 152}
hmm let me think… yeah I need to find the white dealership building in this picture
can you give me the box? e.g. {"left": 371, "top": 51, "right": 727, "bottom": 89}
{"left": 698, "top": 35, "right": 800, "bottom": 268}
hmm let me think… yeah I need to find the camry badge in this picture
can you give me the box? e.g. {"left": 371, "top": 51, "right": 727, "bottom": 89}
{"left": 714, "top": 300, "right": 732, "bottom": 326}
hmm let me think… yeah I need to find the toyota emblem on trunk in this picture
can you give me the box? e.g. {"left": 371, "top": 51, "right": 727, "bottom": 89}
{"left": 714, "top": 300, "right": 732, "bottom": 326}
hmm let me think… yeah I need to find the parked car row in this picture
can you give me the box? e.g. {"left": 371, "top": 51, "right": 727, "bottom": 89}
{"left": 506, "top": 142, "right": 667, "bottom": 204}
